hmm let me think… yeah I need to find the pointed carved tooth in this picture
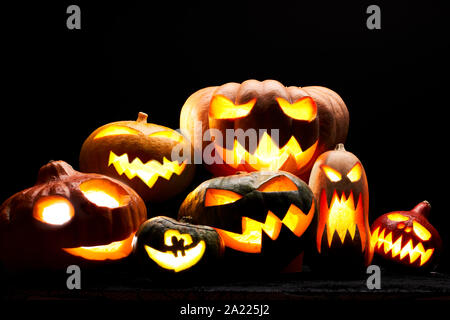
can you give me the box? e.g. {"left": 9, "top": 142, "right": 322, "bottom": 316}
{"left": 377, "top": 228, "right": 386, "bottom": 249}
{"left": 399, "top": 239, "right": 413, "bottom": 260}
{"left": 420, "top": 248, "right": 434, "bottom": 266}
{"left": 383, "top": 232, "right": 393, "bottom": 253}
{"left": 370, "top": 227, "right": 380, "bottom": 252}
{"left": 391, "top": 236, "right": 403, "bottom": 258}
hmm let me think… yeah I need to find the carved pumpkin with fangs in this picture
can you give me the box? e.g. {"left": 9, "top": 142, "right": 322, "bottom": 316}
{"left": 308, "top": 144, "right": 372, "bottom": 271}
{"left": 370, "top": 201, "right": 442, "bottom": 270}
{"left": 80, "top": 112, "right": 195, "bottom": 202}
{"left": 180, "top": 79, "right": 349, "bottom": 179}
{"left": 0, "top": 161, "right": 147, "bottom": 269}
{"left": 178, "top": 170, "right": 316, "bottom": 272}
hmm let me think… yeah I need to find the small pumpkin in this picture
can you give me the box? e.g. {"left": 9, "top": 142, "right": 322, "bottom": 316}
{"left": 370, "top": 201, "right": 442, "bottom": 270}
{"left": 133, "top": 216, "right": 224, "bottom": 273}
{"left": 308, "top": 144, "right": 372, "bottom": 271}
{"left": 0, "top": 161, "right": 147, "bottom": 269}
{"left": 80, "top": 112, "right": 195, "bottom": 202}
{"left": 180, "top": 79, "right": 348, "bottom": 179}
{"left": 178, "top": 170, "right": 316, "bottom": 272}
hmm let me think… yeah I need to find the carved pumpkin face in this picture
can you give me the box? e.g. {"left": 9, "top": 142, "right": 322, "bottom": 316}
{"left": 80, "top": 112, "right": 195, "bottom": 202}
{"left": 178, "top": 171, "right": 316, "bottom": 271}
{"left": 370, "top": 201, "right": 442, "bottom": 269}
{"left": 0, "top": 161, "right": 147, "bottom": 269}
{"left": 309, "top": 144, "right": 372, "bottom": 269}
{"left": 180, "top": 79, "right": 349, "bottom": 179}
{"left": 133, "top": 216, "right": 224, "bottom": 273}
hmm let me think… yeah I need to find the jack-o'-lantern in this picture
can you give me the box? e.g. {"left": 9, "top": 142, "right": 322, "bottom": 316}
{"left": 179, "top": 79, "right": 348, "bottom": 179}
{"left": 80, "top": 112, "right": 195, "bottom": 202}
{"left": 133, "top": 216, "right": 224, "bottom": 273}
{"left": 0, "top": 161, "right": 147, "bottom": 269}
{"left": 178, "top": 171, "right": 316, "bottom": 272}
{"left": 370, "top": 201, "right": 442, "bottom": 269}
{"left": 308, "top": 144, "right": 371, "bottom": 271}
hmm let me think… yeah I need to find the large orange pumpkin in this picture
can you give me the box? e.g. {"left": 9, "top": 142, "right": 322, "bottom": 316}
{"left": 180, "top": 79, "right": 348, "bottom": 179}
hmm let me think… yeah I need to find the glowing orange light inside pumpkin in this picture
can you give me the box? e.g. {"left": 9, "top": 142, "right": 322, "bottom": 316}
{"left": 33, "top": 196, "right": 75, "bottom": 225}
{"left": 387, "top": 213, "right": 409, "bottom": 222}
{"left": 144, "top": 230, "right": 206, "bottom": 272}
{"left": 63, "top": 232, "right": 136, "bottom": 261}
{"left": 371, "top": 227, "right": 434, "bottom": 266}
{"left": 215, "top": 132, "right": 318, "bottom": 172}
{"left": 346, "top": 162, "right": 362, "bottom": 182}
{"left": 79, "top": 179, "right": 129, "bottom": 208}
{"left": 257, "top": 175, "right": 298, "bottom": 192}
{"left": 209, "top": 95, "right": 257, "bottom": 119}
{"left": 149, "top": 131, "right": 185, "bottom": 144}
{"left": 215, "top": 203, "right": 314, "bottom": 253}
{"left": 276, "top": 96, "right": 317, "bottom": 122}
{"left": 413, "top": 221, "right": 432, "bottom": 241}
{"left": 205, "top": 189, "right": 243, "bottom": 207}
{"left": 321, "top": 165, "right": 342, "bottom": 182}
{"left": 93, "top": 126, "right": 139, "bottom": 139}
{"left": 317, "top": 190, "right": 365, "bottom": 252}
{"left": 108, "top": 152, "right": 186, "bottom": 188}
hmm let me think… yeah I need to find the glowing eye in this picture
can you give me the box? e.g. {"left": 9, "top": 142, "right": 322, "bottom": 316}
{"left": 149, "top": 131, "right": 185, "bottom": 144}
{"left": 205, "top": 189, "right": 243, "bottom": 207}
{"left": 79, "top": 179, "right": 129, "bottom": 208}
{"left": 347, "top": 162, "right": 362, "bottom": 182}
{"left": 276, "top": 96, "right": 317, "bottom": 122}
{"left": 33, "top": 196, "right": 75, "bottom": 225}
{"left": 257, "top": 176, "right": 298, "bottom": 192}
{"left": 94, "top": 126, "right": 139, "bottom": 139}
{"left": 413, "top": 221, "right": 432, "bottom": 241}
{"left": 209, "top": 95, "right": 256, "bottom": 120}
{"left": 387, "top": 213, "right": 409, "bottom": 222}
{"left": 321, "top": 165, "right": 342, "bottom": 182}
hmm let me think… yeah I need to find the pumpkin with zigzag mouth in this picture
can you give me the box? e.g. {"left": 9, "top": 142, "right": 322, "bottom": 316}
{"left": 80, "top": 112, "right": 195, "bottom": 202}
{"left": 178, "top": 170, "right": 316, "bottom": 272}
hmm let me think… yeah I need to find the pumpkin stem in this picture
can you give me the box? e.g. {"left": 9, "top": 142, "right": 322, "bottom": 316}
{"left": 36, "top": 161, "right": 76, "bottom": 184}
{"left": 411, "top": 200, "right": 431, "bottom": 218}
{"left": 137, "top": 112, "right": 148, "bottom": 123}
{"left": 335, "top": 143, "right": 346, "bottom": 151}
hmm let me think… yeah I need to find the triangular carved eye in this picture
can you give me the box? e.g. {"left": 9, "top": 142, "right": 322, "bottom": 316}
{"left": 209, "top": 95, "right": 256, "bottom": 120}
{"left": 257, "top": 176, "right": 298, "bottom": 192}
{"left": 205, "top": 189, "right": 243, "bottom": 207}
{"left": 321, "top": 165, "right": 342, "bottom": 182}
{"left": 149, "top": 131, "right": 185, "bottom": 144}
{"left": 94, "top": 126, "right": 139, "bottom": 139}
{"left": 347, "top": 162, "right": 362, "bottom": 182}
{"left": 276, "top": 96, "right": 317, "bottom": 122}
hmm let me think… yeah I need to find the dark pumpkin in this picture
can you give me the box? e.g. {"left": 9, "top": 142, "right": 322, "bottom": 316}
{"left": 180, "top": 79, "right": 348, "bottom": 180}
{"left": 0, "top": 161, "right": 147, "bottom": 269}
{"left": 132, "top": 216, "right": 224, "bottom": 274}
{"left": 178, "top": 170, "right": 316, "bottom": 272}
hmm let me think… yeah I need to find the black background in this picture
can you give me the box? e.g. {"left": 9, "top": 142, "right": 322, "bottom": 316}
{"left": 2, "top": 0, "right": 449, "bottom": 273}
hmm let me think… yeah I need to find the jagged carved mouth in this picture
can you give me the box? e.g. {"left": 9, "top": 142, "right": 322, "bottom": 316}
{"left": 108, "top": 151, "right": 186, "bottom": 188}
{"left": 370, "top": 227, "right": 434, "bottom": 266}
{"left": 317, "top": 190, "right": 365, "bottom": 252}
{"left": 214, "top": 202, "right": 315, "bottom": 254}
{"left": 214, "top": 132, "right": 318, "bottom": 172}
